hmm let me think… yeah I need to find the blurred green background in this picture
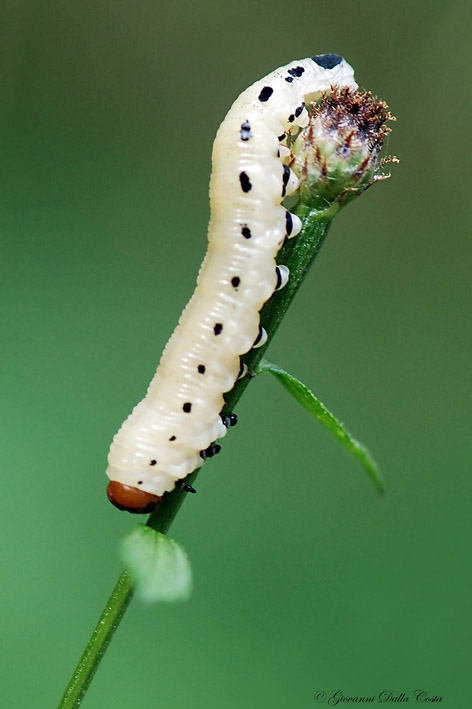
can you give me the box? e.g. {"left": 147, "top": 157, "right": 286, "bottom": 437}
{"left": 2, "top": 1, "right": 470, "bottom": 707}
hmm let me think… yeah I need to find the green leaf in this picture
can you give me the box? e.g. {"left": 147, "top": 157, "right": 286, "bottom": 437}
{"left": 121, "top": 525, "right": 192, "bottom": 603}
{"left": 256, "top": 358, "right": 385, "bottom": 495}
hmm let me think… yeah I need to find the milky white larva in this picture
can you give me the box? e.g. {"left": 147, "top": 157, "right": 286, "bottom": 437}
{"left": 106, "top": 54, "right": 357, "bottom": 513}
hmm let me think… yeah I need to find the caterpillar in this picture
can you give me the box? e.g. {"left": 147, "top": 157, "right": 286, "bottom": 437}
{"left": 106, "top": 54, "right": 357, "bottom": 513}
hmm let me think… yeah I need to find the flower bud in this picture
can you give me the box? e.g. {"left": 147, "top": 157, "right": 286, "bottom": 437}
{"left": 290, "top": 87, "right": 395, "bottom": 210}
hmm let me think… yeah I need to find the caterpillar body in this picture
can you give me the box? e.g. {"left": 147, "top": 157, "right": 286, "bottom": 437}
{"left": 106, "top": 54, "right": 357, "bottom": 513}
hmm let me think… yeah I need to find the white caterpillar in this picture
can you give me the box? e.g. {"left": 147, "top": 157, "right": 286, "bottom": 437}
{"left": 106, "top": 54, "right": 357, "bottom": 513}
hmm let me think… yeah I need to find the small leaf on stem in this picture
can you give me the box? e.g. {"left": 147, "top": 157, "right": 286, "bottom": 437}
{"left": 121, "top": 525, "right": 192, "bottom": 602}
{"left": 256, "top": 358, "right": 385, "bottom": 495}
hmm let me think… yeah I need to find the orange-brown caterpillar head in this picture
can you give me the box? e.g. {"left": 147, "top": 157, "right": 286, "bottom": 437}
{"left": 107, "top": 481, "right": 162, "bottom": 514}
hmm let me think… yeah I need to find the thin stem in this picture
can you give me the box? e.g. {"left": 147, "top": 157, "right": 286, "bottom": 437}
{"left": 57, "top": 489, "right": 185, "bottom": 709}
{"left": 58, "top": 571, "right": 133, "bottom": 708}
{"left": 57, "top": 203, "right": 336, "bottom": 708}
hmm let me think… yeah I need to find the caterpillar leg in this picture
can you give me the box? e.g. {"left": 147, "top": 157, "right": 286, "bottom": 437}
{"left": 175, "top": 479, "right": 197, "bottom": 494}
{"left": 221, "top": 412, "right": 238, "bottom": 428}
{"left": 285, "top": 210, "right": 302, "bottom": 239}
{"left": 237, "top": 361, "right": 248, "bottom": 379}
{"left": 275, "top": 265, "right": 290, "bottom": 291}
{"left": 200, "top": 443, "right": 222, "bottom": 460}
{"left": 253, "top": 325, "right": 268, "bottom": 348}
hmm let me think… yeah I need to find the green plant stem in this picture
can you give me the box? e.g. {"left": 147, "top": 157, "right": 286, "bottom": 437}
{"left": 58, "top": 571, "right": 133, "bottom": 709}
{"left": 57, "top": 202, "right": 337, "bottom": 708}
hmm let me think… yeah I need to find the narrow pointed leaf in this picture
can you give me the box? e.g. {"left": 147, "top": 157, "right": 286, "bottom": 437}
{"left": 256, "top": 358, "right": 385, "bottom": 494}
{"left": 121, "top": 525, "right": 192, "bottom": 602}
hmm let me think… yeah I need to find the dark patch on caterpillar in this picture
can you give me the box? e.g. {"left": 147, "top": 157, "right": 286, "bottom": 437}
{"left": 258, "top": 86, "right": 273, "bottom": 102}
{"left": 137, "top": 480, "right": 143, "bottom": 485}
{"left": 150, "top": 460, "right": 157, "bottom": 466}
{"left": 288, "top": 114, "right": 295, "bottom": 123}
{"left": 240, "top": 121, "right": 252, "bottom": 141}
{"left": 239, "top": 171, "right": 252, "bottom": 193}
{"left": 285, "top": 210, "right": 293, "bottom": 236}
{"left": 169, "top": 435, "right": 176, "bottom": 441}
{"left": 183, "top": 402, "right": 192, "bottom": 413}
{"left": 282, "top": 164, "right": 291, "bottom": 197}
{"left": 288, "top": 66, "right": 305, "bottom": 77}
{"left": 284, "top": 76, "right": 293, "bottom": 83}
{"left": 295, "top": 102, "right": 305, "bottom": 117}
{"left": 213, "top": 323, "right": 223, "bottom": 335}
{"left": 197, "top": 364, "right": 205, "bottom": 374}
{"left": 312, "top": 53, "right": 343, "bottom": 69}
{"left": 241, "top": 225, "right": 252, "bottom": 239}
{"left": 231, "top": 276, "right": 240, "bottom": 289}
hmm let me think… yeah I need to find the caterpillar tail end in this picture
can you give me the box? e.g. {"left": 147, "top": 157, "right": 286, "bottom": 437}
{"left": 107, "top": 480, "right": 162, "bottom": 514}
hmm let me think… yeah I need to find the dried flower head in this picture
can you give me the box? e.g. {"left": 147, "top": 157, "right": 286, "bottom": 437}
{"left": 291, "top": 87, "right": 396, "bottom": 210}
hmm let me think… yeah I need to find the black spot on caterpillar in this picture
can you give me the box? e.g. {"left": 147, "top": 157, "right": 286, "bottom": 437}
{"left": 312, "top": 53, "right": 343, "bottom": 69}
{"left": 239, "top": 171, "right": 252, "bottom": 193}
{"left": 106, "top": 54, "right": 357, "bottom": 513}
{"left": 240, "top": 121, "right": 252, "bottom": 141}
{"left": 288, "top": 66, "right": 305, "bottom": 77}
{"left": 258, "top": 86, "right": 274, "bottom": 102}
